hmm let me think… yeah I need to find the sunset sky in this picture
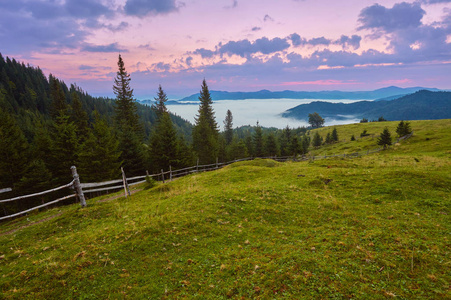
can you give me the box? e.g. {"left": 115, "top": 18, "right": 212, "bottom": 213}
{"left": 1, "top": 0, "right": 450, "bottom": 99}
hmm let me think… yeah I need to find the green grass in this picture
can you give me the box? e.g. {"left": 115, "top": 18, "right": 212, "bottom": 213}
{"left": 1, "top": 120, "right": 450, "bottom": 299}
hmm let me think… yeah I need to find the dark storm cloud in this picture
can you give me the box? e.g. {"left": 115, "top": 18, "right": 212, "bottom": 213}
{"left": 124, "top": 0, "right": 180, "bottom": 17}
{"left": 358, "top": 2, "right": 425, "bottom": 32}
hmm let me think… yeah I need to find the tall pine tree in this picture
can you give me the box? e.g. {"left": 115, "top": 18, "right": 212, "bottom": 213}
{"left": 192, "top": 79, "right": 219, "bottom": 164}
{"left": 113, "top": 55, "right": 145, "bottom": 175}
{"left": 148, "top": 86, "right": 181, "bottom": 172}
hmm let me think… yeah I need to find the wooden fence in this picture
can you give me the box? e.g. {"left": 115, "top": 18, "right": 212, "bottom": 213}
{"left": 0, "top": 132, "right": 414, "bottom": 222}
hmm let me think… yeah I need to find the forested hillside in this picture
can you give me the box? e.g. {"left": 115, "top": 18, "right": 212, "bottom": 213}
{"left": 0, "top": 54, "right": 192, "bottom": 199}
{"left": 282, "top": 90, "right": 451, "bottom": 121}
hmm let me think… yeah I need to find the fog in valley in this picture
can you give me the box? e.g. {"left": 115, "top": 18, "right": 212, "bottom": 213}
{"left": 166, "top": 98, "right": 363, "bottom": 129}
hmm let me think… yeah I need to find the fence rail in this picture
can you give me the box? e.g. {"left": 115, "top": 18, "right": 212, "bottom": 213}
{"left": 1, "top": 132, "right": 414, "bottom": 222}
{"left": 0, "top": 188, "right": 12, "bottom": 194}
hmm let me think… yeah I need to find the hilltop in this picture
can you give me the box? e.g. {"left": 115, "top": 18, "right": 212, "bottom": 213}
{"left": 0, "top": 119, "right": 450, "bottom": 299}
{"left": 282, "top": 90, "right": 451, "bottom": 122}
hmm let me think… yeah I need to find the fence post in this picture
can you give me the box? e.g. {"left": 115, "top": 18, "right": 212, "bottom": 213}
{"left": 216, "top": 157, "right": 219, "bottom": 169}
{"left": 71, "top": 166, "right": 86, "bottom": 207}
{"left": 161, "top": 169, "right": 165, "bottom": 183}
{"left": 121, "top": 167, "right": 130, "bottom": 198}
{"left": 169, "top": 166, "right": 173, "bottom": 181}
{"left": 196, "top": 158, "right": 199, "bottom": 173}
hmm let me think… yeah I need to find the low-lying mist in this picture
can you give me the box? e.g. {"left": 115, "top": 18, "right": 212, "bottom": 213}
{"left": 166, "top": 98, "right": 362, "bottom": 129}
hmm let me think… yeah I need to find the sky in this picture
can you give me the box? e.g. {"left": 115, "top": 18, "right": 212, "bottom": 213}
{"left": 1, "top": 0, "right": 450, "bottom": 99}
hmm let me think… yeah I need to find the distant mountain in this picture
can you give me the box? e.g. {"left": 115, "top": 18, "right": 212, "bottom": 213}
{"left": 282, "top": 90, "right": 451, "bottom": 122}
{"left": 178, "top": 86, "right": 440, "bottom": 102}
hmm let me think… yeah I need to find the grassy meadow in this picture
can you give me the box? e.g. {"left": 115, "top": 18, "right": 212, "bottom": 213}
{"left": 0, "top": 119, "right": 450, "bottom": 299}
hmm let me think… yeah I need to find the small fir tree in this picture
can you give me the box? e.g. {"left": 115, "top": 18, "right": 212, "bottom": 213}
{"left": 301, "top": 135, "right": 310, "bottom": 154}
{"left": 312, "top": 132, "right": 323, "bottom": 148}
{"left": 253, "top": 121, "right": 264, "bottom": 157}
{"left": 377, "top": 127, "right": 392, "bottom": 149}
{"left": 331, "top": 127, "right": 339, "bottom": 142}
{"left": 325, "top": 132, "right": 332, "bottom": 144}
{"left": 223, "top": 109, "right": 233, "bottom": 145}
{"left": 152, "top": 84, "right": 168, "bottom": 117}
{"left": 396, "top": 120, "right": 412, "bottom": 137}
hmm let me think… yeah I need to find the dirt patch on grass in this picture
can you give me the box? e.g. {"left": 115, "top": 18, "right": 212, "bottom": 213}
{"left": 0, "top": 211, "right": 64, "bottom": 236}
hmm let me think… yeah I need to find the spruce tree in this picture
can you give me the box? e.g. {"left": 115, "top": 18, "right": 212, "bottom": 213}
{"left": 253, "top": 121, "right": 264, "bottom": 157}
{"left": 279, "top": 126, "right": 291, "bottom": 156}
{"left": 152, "top": 84, "right": 168, "bottom": 117}
{"left": 49, "top": 75, "right": 68, "bottom": 119}
{"left": 325, "top": 132, "right": 332, "bottom": 144}
{"left": 377, "top": 127, "right": 392, "bottom": 149}
{"left": 78, "top": 112, "right": 121, "bottom": 182}
{"left": 192, "top": 79, "right": 219, "bottom": 164}
{"left": 228, "top": 138, "right": 249, "bottom": 161}
{"left": 264, "top": 132, "right": 279, "bottom": 157}
{"left": 289, "top": 136, "right": 301, "bottom": 156}
{"left": 312, "top": 132, "right": 323, "bottom": 148}
{"left": 70, "top": 91, "right": 89, "bottom": 140}
{"left": 396, "top": 120, "right": 412, "bottom": 137}
{"left": 112, "top": 55, "right": 145, "bottom": 175}
{"left": 149, "top": 111, "right": 180, "bottom": 171}
{"left": 224, "top": 109, "right": 233, "bottom": 145}
{"left": 0, "top": 108, "right": 29, "bottom": 188}
{"left": 301, "top": 135, "right": 310, "bottom": 154}
{"left": 113, "top": 55, "right": 141, "bottom": 132}
{"left": 331, "top": 127, "right": 339, "bottom": 142}
{"left": 48, "top": 114, "right": 79, "bottom": 185}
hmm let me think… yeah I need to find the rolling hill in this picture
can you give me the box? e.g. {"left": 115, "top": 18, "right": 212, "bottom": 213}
{"left": 1, "top": 119, "right": 450, "bottom": 299}
{"left": 282, "top": 90, "right": 451, "bottom": 122}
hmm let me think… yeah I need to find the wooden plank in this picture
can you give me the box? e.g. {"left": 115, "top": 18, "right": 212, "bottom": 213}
{"left": 0, "top": 188, "right": 12, "bottom": 194}
{"left": 0, "top": 194, "right": 76, "bottom": 221}
{"left": 0, "top": 181, "right": 74, "bottom": 204}
{"left": 83, "top": 185, "right": 124, "bottom": 194}
{"left": 129, "top": 180, "right": 146, "bottom": 186}
{"left": 80, "top": 179, "right": 123, "bottom": 189}
{"left": 126, "top": 175, "right": 147, "bottom": 181}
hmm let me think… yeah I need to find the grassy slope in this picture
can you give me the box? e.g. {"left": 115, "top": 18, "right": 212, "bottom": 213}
{"left": 0, "top": 120, "right": 450, "bottom": 299}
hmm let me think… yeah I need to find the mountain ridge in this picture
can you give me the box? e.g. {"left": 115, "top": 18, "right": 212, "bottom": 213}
{"left": 176, "top": 86, "right": 441, "bottom": 102}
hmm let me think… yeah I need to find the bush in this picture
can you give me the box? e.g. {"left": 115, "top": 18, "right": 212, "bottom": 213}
{"left": 144, "top": 175, "right": 157, "bottom": 189}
